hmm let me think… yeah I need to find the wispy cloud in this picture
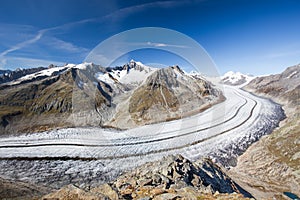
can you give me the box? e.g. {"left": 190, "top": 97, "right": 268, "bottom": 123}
{"left": 0, "top": 0, "right": 195, "bottom": 68}
{"left": 146, "top": 41, "right": 188, "bottom": 48}
{"left": 0, "top": 25, "right": 88, "bottom": 68}
{"left": 0, "top": 0, "right": 185, "bottom": 57}
{"left": 45, "top": 37, "right": 89, "bottom": 53}
{"left": 101, "top": 1, "right": 186, "bottom": 21}
{"left": 0, "top": 29, "right": 46, "bottom": 57}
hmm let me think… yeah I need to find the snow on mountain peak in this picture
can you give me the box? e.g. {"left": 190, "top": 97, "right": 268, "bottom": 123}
{"left": 128, "top": 59, "right": 149, "bottom": 70}
{"left": 95, "top": 60, "right": 158, "bottom": 85}
{"left": 221, "top": 71, "right": 254, "bottom": 86}
{"left": 116, "top": 60, "right": 158, "bottom": 84}
{"left": 64, "top": 62, "right": 94, "bottom": 70}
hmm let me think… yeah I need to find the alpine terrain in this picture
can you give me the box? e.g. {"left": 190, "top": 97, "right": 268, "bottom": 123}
{"left": 230, "top": 64, "right": 300, "bottom": 199}
{"left": 0, "top": 61, "right": 287, "bottom": 199}
{"left": 0, "top": 60, "right": 222, "bottom": 134}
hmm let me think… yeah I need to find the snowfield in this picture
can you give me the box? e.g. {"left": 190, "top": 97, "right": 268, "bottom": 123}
{"left": 0, "top": 85, "right": 285, "bottom": 189}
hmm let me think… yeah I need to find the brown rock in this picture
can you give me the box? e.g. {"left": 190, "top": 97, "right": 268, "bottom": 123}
{"left": 153, "top": 193, "right": 180, "bottom": 200}
{"left": 150, "top": 188, "right": 165, "bottom": 196}
{"left": 137, "top": 178, "right": 152, "bottom": 187}
{"left": 41, "top": 184, "right": 106, "bottom": 200}
{"left": 91, "top": 183, "right": 119, "bottom": 200}
{"left": 119, "top": 184, "right": 134, "bottom": 196}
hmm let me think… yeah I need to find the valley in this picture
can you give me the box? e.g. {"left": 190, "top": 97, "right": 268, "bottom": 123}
{"left": 1, "top": 1, "right": 299, "bottom": 199}
{"left": 0, "top": 83, "right": 284, "bottom": 193}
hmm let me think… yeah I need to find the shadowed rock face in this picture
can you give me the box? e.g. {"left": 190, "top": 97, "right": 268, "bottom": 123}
{"left": 0, "top": 66, "right": 113, "bottom": 135}
{"left": 42, "top": 155, "right": 253, "bottom": 200}
{"left": 0, "top": 62, "right": 223, "bottom": 134}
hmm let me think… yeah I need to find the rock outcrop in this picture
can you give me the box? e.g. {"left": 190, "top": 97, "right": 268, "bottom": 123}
{"left": 42, "top": 155, "right": 253, "bottom": 200}
{"left": 0, "top": 176, "right": 51, "bottom": 199}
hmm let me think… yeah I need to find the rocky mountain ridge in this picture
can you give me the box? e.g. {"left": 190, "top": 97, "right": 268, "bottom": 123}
{"left": 244, "top": 64, "right": 300, "bottom": 108}
{"left": 0, "top": 66, "right": 47, "bottom": 85}
{"left": 230, "top": 64, "right": 300, "bottom": 199}
{"left": 0, "top": 61, "right": 223, "bottom": 134}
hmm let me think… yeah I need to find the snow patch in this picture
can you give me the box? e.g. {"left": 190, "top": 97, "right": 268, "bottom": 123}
{"left": 9, "top": 66, "right": 68, "bottom": 85}
{"left": 96, "top": 60, "right": 158, "bottom": 85}
{"left": 287, "top": 70, "right": 299, "bottom": 79}
{"left": 96, "top": 72, "right": 116, "bottom": 84}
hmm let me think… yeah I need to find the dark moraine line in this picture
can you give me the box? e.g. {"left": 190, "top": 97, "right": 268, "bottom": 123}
{"left": 0, "top": 91, "right": 249, "bottom": 148}
{"left": 0, "top": 94, "right": 258, "bottom": 161}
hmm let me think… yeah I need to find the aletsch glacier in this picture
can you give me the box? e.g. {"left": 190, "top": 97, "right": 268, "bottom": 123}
{"left": 0, "top": 83, "right": 285, "bottom": 189}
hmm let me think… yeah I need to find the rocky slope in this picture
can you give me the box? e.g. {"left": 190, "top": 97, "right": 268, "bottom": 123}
{"left": 42, "top": 155, "right": 253, "bottom": 200}
{"left": 110, "top": 65, "right": 223, "bottom": 128}
{"left": 0, "top": 63, "right": 112, "bottom": 135}
{"left": 0, "top": 176, "right": 51, "bottom": 200}
{"left": 230, "top": 64, "right": 300, "bottom": 199}
{"left": 0, "top": 61, "right": 223, "bottom": 134}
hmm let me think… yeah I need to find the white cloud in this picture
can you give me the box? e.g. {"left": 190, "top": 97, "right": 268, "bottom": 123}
{"left": 146, "top": 41, "right": 188, "bottom": 48}
{"left": 0, "top": 29, "right": 46, "bottom": 57}
{"left": 0, "top": 24, "right": 88, "bottom": 69}
{"left": 45, "top": 37, "right": 89, "bottom": 53}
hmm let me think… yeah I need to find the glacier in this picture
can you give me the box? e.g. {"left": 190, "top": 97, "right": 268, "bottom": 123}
{"left": 0, "top": 85, "right": 285, "bottom": 189}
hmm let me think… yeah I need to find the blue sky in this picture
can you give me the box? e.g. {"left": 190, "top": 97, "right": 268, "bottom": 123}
{"left": 0, "top": 0, "right": 300, "bottom": 75}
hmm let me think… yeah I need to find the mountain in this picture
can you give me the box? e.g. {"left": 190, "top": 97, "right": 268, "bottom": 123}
{"left": 221, "top": 71, "right": 254, "bottom": 86}
{"left": 110, "top": 64, "right": 223, "bottom": 128}
{"left": 244, "top": 64, "right": 300, "bottom": 107}
{"left": 230, "top": 64, "right": 300, "bottom": 199}
{"left": 0, "top": 61, "right": 223, "bottom": 134}
{"left": 42, "top": 155, "right": 253, "bottom": 200}
{"left": 0, "top": 67, "right": 47, "bottom": 84}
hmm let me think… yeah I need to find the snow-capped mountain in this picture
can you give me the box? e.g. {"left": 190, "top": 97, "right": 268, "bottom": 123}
{"left": 2, "top": 63, "right": 101, "bottom": 86}
{"left": 221, "top": 71, "right": 254, "bottom": 86}
{"left": 95, "top": 59, "right": 158, "bottom": 86}
{"left": 0, "top": 60, "right": 223, "bottom": 134}
{"left": 0, "top": 67, "right": 47, "bottom": 84}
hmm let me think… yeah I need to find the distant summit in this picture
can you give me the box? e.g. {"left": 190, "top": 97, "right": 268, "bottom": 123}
{"left": 221, "top": 71, "right": 254, "bottom": 86}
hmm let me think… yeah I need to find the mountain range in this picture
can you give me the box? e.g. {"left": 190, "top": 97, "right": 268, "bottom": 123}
{"left": 1, "top": 61, "right": 299, "bottom": 199}
{"left": 0, "top": 60, "right": 223, "bottom": 135}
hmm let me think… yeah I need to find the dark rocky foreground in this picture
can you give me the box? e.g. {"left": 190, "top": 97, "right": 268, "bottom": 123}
{"left": 42, "top": 155, "right": 253, "bottom": 200}
{"left": 0, "top": 155, "right": 254, "bottom": 199}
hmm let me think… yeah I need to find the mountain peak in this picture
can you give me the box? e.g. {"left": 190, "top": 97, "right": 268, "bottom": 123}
{"left": 221, "top": 71, "right": 254, "bottom": 86}
{"left": 171, "top": 65, "right": 184, "bottom": 75}
{"left": 127, "top": 59, "right": 148, "bottom": 70}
